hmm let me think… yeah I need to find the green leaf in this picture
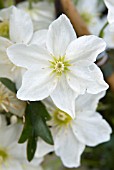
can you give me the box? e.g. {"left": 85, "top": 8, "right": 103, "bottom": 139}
{"left": 18, "top": 106, "right": 33, "bottom": 143}
{"left": 28, "top": 101, "right": 53, "bottom": 144}
{"left": 19, "top": 101, "right": 53, "bottom": 161}
{"left": 0, "top": 77, "right": 16, "bottom": 93}
{"left": 29, "top": 101, "right": 51, "bottom": 120}
{"left": 27, "top": 136, "right": 37, "bottom": 162}
{"left": 34, "top": 115, "right": 54, "bottom": 145}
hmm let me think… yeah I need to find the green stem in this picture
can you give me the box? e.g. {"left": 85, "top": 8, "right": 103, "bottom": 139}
{"left": 28, "top": 0, "right": 33, "bottom": 9}
{"left": 0, "top": 0, "right": 4, "bottom": 9}
{"left": 99, "top": 21, "right": 109, "bottom": 38}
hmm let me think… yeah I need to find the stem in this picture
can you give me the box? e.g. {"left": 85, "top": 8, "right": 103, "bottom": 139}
{"left": 0, "top": 0, "right": 4, "bottom": 9}
{"left": 28, "top": 0, "right": 33, "bottom": 9}
{"left": 99, "top": 21, "right": 109, "bottom": 38}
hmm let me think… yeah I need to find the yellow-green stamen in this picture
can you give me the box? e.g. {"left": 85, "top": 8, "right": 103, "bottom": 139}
{"left": 81, "top": 12, "right": 93, "bottom": 24}
{"left": 53, "top": 109, "right": 72, "bottom": 126}
{"left": 49, "top": 56, "right": 71, "bottom": 76}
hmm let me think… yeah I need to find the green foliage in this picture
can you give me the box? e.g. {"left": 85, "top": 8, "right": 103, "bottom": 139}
{"left": 0, "top": 0, "right": 4, "bottom": 9}
{"left": 19, "top": 101, "right": 53, "bottom": 162}
{"left": 0, "top": 77, "right": 17, "bottom": 93}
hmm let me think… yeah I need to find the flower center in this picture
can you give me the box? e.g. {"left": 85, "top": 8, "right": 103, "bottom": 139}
{"left": 0, "top": 148, "right": 8, "bottom": 165}
{"left": 81, "top": 12, "right": 93, "bottom": 25}
{"left": 54, "top": 109, "right": 72, "bottom": 126}
{"left": 50, "top": 56, "right": 71, "bottom": 76}
{"left": 0, "top": 21, "right": 9, "bottom": 39}
{"left": 54, "top": 61, "right": 64, "bottom": 73}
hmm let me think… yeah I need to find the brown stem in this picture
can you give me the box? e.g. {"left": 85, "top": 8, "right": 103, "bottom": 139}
{"left": 55, "top": 0, "right": 90, "bottom": 36}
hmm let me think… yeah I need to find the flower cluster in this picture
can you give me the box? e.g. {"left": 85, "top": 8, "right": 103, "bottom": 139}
{"left": 0, "top": 0, "right": 113, "bottom": 169}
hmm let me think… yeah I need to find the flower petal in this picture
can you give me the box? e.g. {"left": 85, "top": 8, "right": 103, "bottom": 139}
{"left": 46, "top": 14, "right": 76, "bottom": 57}
{"left": 0, "top": 37, "right": 12, "bottom": 64}
{"left": 2, "top": 160, "right": 22, "bottom": 170}
{"left": 50, "top": 75, "right": 77, "bottom": 118}
{"left": 30, "top": 30, "right": 47, "bottom": 46}
{"left": 7, "top": 44, "right": 51, "bottom": 70}
{"left": 54, "top": 127, "right": 85, "bottom": 168}
{"left": 17, "top": 68, "right": 57, "bottom": 101}
{"left": 0, "top": 6, "right": 13, "bottom": 21}
{"left": 75, "top": 91, "right": 106, "bottom": 112}
{"left": 37, "top": 139, "right": 54, "bottom": 157}
{"left": 66, "top": 35, "right": 106, "bottom": 62}
{"left": 9, "top": 7, "right": 33, "bottom": 43}
{"left": 0, "top": 64, "right": 14, "bottom": 81}
{"left": 0, "top": 124, "right": 22, "bottom": 147}
{"left": 86, "top": 64, "right": 109, "bottom": 94}
{"left": 72, "top": 112, "right": 112, "bottom": 146}
{"left": 104, "top": 0, "right": 114, "bottom": 24}
{"left": 67, "top": 63, "right": 108, "bottom": 95}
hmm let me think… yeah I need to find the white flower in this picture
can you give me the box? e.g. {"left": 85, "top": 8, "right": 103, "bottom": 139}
{"left": 76, "top": 0, "right": 105, "bottom": 35}
{"left": 0, "top": 124, "right": 43, "bottom": 170}
{"left": 40, "top": 92, "right": 112, "bottom": 168}
{"left": 0, "top": 6, "right": 33, "bottom": 88}
{"left": 17, "top": 1, "right": 55, "bottom": 31}
{"left": 7, "top": 14, "right": 108, "bottom": 118}
{"left": 0, "top": 82, "right": 26, "bottom": 117}
{"left": 104, "top": 0, "right": 114, "bottom": 31}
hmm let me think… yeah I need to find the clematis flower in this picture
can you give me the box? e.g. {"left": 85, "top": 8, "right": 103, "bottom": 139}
{"left": 7, "top": 14, "right": 108, "bottom": 118}
{"left": 0, "top": 6, "right": 33, "bottom": 88}
{"left": 0, "top": 123, "right": 43, "bottom": 170}
{"left": 76, "top": 0, "right": 105, "bottom": 35}
{"left": 17, "top": 1, "right": 55, "bottom": 31}
{"left": 40, "top": 92, "right": 112, "bottom": 168}
{"left": 0, "top": 82, "right": 26, "bottom": 117}
{"left": 104, "top": 0, "right": 114, "bottom": 31}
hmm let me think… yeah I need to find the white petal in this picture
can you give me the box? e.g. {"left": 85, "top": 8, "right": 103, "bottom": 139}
{"left": 67, "top": 63, "right": 108, "bottom": 95}
{"left": 0, "top": 37, "right": 12, "bottom": 64}
{"left": 72, "top": 112, "right": 112, "bottom": 146}
{"left": 0, "top": 124, "right": 22, "bottom": 147}
{"left": 0, "top": 6, "right": 13, "bottom": 21}
{"left": 86, "top": 64, "right": 109, "bottom": 94}
{"left": 37, "top": 139, "right": 54, "bottom": 157}
{"left": 2, "top": 160, "right": 22, "bottom": 170}
{"left": 0, "top": 64, "right": 14, "bottom": 81}
{"left": 42, "top": 97, "right": 57, "bottom": 114}
{"left": 75, "top": 91, "right": 106, "bottom": 112}
{"left": 9, "top": 142, "right": 26, "bottom": 159}
{"left": 17, "top": 68, "right": 57, "bottom": 101}
{"left": 30, "top": 30, "right": 47, "bottom": 46}
{"left": 66, "top": 35, "right": 106, "bottom": 62}
{"left": 46, "top": 14, "right": 76, "bottom": 57}
{"left": 9, "top": 7, "right": 33, "bottom": 43}
{"left": 7, "top": 44, "right": 51, "bottom": 69}
{"left": 50, "top": 75, "right": 77, "bottom": 118}
{"left": 104, "top": 0, "right": 114, "bottom": 24}
{"left": 54, "top": 127, "right": 85, "bottom": 168}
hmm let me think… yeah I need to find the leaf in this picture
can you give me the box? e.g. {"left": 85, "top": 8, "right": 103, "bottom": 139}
{"left": 27, "top": 136, "right": 37, "bottom": 162}
{"left": 19, "top": 106, "right": 33, "bottom": 143}
{"left": 29, "top": 101, "right": 51, "bottom": 120}
{"left": 28, "top": 102, "right": 53, "bottom": 144}
{"left": 34, "top": 115, "right": 54, "bottom": 145}
{"left": 0, "top": 77, "right": 16, "bottom": 93}
{"left": 19, "top": 101, "right": 53, "bottom": 161}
